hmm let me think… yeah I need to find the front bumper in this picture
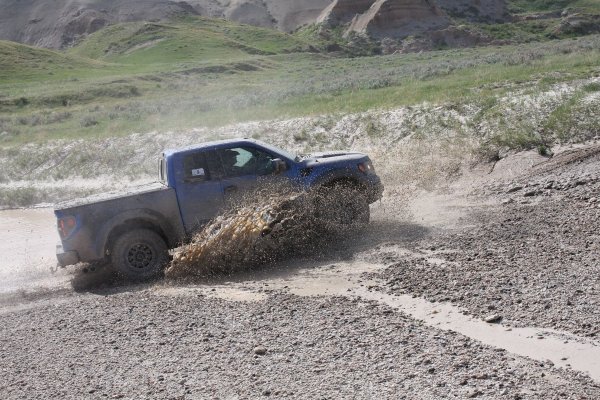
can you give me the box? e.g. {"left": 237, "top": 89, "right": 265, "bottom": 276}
{"left": 366, "top": 181, "right": 384, "bottom": 204}
{"left": 56, "top": 244, "right": 80, "bottom": 267}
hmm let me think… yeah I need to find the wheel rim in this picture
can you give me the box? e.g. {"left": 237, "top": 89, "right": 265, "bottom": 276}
{"left": 126, "top": 243, "right": 155, "bottom": 270}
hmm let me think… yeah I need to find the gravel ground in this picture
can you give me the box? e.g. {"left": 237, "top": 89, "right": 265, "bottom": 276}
{"left": 2, "top": 145, "right": 600, "bottom": 399}
{"left": 378, "top": 146, "right": 600, "bottom": 337}
{"left": 2, "top": 290, "right": 599, "bottom": 400}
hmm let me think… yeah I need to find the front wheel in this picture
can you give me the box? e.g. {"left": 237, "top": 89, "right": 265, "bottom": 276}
{"left": 314, "top": 184, "right": 370, "bottom": 231}
{"left": 110, "top": 229, "right": 168, "bottom": 281}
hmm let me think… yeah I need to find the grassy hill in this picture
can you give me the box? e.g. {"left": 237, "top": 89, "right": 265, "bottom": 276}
{"left": 0, "top": 14, "right": 599, "bottom": 147}
{"left": 69, "top": 17, "right": 309, "bottom": 65}
{"left": 508, "top": 0, "right": 600, "bottom": 14}
{"left": 1, "top": 17, "right": 311, "bottom": 82}
{"left": 463, "top": 0, "right": 600, "bottom": 43}
{"left": 0, "top": 40, "right": 106, "bottom": 82}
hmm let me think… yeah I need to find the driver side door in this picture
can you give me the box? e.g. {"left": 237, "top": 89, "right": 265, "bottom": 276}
{"left": 216, "top": 146, "right": 284, "bottom": 204}
{"left": 175, "top": 150, "right": 225, "bottom": 234}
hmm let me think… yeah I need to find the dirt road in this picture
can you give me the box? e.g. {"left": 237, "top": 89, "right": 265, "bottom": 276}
{"left": 1, "top": 145, "right": 600, "bottom": 399}
{"left": 0, "top": 208, "right": 74, "bottom": 295}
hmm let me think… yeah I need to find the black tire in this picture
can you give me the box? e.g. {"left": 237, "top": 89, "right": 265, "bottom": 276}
{"left": 110, "top": 229, "right": 168, "bottom": 281}
{"left": 314, "top": 184, "right": 370, "bottom": 230}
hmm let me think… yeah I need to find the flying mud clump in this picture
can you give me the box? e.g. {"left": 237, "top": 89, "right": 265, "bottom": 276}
{"left": 165, "top": 193, "right": 323, "bottom": 279}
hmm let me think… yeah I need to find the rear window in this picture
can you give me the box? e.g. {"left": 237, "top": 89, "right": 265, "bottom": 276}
{"left": 183, "top": 151, "right": 209, "bottom": 182}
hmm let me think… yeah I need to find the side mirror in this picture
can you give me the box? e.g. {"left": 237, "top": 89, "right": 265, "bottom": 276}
{"left": 272, "top": 158, "right": 288, "bottom": 174}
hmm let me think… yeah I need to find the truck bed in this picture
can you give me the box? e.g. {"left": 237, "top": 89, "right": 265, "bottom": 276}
{"left": 55, "top": 182, "right": 185, "bottom": 263}
{"left": 56, "top": 182, "right": 168, "bottom": 211}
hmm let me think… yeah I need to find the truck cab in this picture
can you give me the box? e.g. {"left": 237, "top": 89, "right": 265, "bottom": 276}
{"left": 163, "top": 139, "right": 298, "bottom": 233}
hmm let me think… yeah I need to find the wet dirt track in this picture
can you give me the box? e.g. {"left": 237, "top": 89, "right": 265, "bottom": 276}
{"left": 0, "top": 208, "right": 72, "bottom": 295}
{"left": 1, "top": 145, "right": 600, "bottom": 399}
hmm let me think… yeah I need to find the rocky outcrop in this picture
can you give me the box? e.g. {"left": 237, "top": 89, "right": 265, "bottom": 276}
{"left": 60, "top": 9, "right": 110, "bottom": 48}
{"left": 267, "top": 0, "right": 332, "bottom": 32}
{"left": 347, "top": 0, "right": 450, "bottom": 39}
{"left": 552, "top": 13, "right": 600, "bottom": 37}
{"left": 319, "top": 0, "right": 508, "bottom": 39}
{"left": 317, "top": 0, "right": 374, "bottom": 26}
{"left": 381, "top": 24, "right": 500, "bottom": 54}
{"left": 224, "top": 0, "right": 274, "bottom": 28}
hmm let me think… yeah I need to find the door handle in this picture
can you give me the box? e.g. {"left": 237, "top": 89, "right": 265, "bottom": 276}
{"left": 224, "top": 185, "right": 237, "bottom": 193}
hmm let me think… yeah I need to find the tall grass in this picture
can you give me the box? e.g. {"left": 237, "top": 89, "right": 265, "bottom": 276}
{"left": 2, "top": 34, "right": 599, "bottom": 146}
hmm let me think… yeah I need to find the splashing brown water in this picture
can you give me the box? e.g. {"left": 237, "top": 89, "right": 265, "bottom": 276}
{"left": 164, "top": 184, "right": 373, "bottom": 279}
{"left": 165, "top": 193, "right": 321, "bottom": 278}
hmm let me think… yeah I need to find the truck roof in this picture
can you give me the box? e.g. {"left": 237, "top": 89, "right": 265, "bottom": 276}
{"left": 163, "top": 138, "right": 260, "bottom": 157}
{"left": 162, "top": 138, "right": 298, "bottom": 162}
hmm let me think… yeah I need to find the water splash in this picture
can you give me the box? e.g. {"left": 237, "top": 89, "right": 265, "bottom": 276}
{"left": 165, "top": 193, "right": 319, "bottom": 278}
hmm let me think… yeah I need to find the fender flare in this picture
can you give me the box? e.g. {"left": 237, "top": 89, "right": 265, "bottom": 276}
{"left": 310, "top": 169, "right": 368, "bottom": 193}
{"left": 95, "top": 208, "right": 181, "bottom": 258}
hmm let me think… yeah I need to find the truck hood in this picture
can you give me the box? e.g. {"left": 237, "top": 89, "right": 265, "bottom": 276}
{"left": 298, "top": 151, "right": 368, "bottom": 167}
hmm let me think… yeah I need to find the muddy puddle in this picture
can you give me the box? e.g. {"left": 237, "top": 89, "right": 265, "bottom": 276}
{"left": 154, "top": 258, "right": 600, "bottom": 383}
{"left": 358, "top": 288, "right": 600, "bottom": 383}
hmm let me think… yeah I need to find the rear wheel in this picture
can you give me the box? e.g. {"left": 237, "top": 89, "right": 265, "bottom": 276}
{"left": 110, "top": 229, "right": 168, "bottom": 281}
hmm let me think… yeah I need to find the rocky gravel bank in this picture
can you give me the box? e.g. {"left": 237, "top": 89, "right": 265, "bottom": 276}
{"left": 2, "top": 290, "right": 599, "bottom": 399}
{"left": 378, "top": 146, "right": 600, "bottom": 337}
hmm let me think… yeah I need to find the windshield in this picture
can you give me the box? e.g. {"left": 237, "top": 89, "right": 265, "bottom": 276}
{"left": 256, "top": 141, "right": 298, "bottom": 162}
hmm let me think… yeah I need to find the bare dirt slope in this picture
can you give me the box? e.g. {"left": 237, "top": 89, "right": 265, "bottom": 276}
{"left": 1, "top": 143, "right": 600, "bottom": 398}
{"left": 0, "top": 0, "right": 332, "bottom": 48}
{"left": 0, "top": 0, "right": 512, "bottom": 48}
{"left": 347, "top": 0, "right": 451, "bottom": 39}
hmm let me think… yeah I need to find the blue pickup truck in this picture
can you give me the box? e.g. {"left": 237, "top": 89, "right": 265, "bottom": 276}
{"left": 55, "top": 138, "right": 383, "bottom": 279}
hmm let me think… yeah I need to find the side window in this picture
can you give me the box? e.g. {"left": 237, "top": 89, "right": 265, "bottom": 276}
{"left": 183, "top": 151, "right": 209, "bottom": 182}
{"left": 218, "top": 147, "right": 276, "bottom": 178}
{"left": 253, "top": 148, "right": 277, "bottom": 176}
{"left": 205, "top": 150, "right": 224, "bottom": 180}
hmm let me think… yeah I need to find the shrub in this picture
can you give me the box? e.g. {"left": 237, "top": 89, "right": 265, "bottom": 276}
{"left": 15, "top": 97, "right": 29, "bottom": 107}
{"left": 293, "top": 130, "right": 309, "bottom": 142}
{"left": 129, "top": 86, "right": 141, "bottom": 96}
{"left": 80, "top": 116, "right": 99, "bottom": 127}
{"left": 583, "top": 82, "right": 600, "bottom": 92}
{"left": 46, "top": 112, "right": 72, "bottom": 124}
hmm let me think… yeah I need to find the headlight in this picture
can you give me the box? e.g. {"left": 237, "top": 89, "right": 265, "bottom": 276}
{"left": 358, "top": 160, "right": 375, "bottom": 174}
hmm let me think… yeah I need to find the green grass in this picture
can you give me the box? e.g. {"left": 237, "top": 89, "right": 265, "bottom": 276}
{"left": 69, "top": 17, "right": 308, "bottom": 65}
{"left": 1, "top": 15, "right": 600, "bottom": 147}
{"left": 1, "top": 17, "right": 310, "bottom": 84}
{"left": 0, "top": 40, "right": 107, "bottom": 82}
{"left": 476, "top": 19, "right": 559, "bottom": 42}
{"left": 508, "top": 0, "right": 600, "bottom": 14}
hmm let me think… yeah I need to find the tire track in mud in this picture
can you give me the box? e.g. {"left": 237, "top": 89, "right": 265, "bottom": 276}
{"left": 154, "top": 253, "right": 600, "bottom": 383}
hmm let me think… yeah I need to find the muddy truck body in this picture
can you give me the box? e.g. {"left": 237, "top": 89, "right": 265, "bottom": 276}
{"left": 54, "top": 138, "right": 383, "bottom": 279}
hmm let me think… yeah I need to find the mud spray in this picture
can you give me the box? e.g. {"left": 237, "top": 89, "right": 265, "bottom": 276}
{"left": 165, "top": 192, "right": 340, "bottom": 279}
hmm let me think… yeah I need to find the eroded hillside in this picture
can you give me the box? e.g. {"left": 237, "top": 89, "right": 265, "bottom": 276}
{"left": 2, "top": 0, "right": 598, "bottom": 49}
